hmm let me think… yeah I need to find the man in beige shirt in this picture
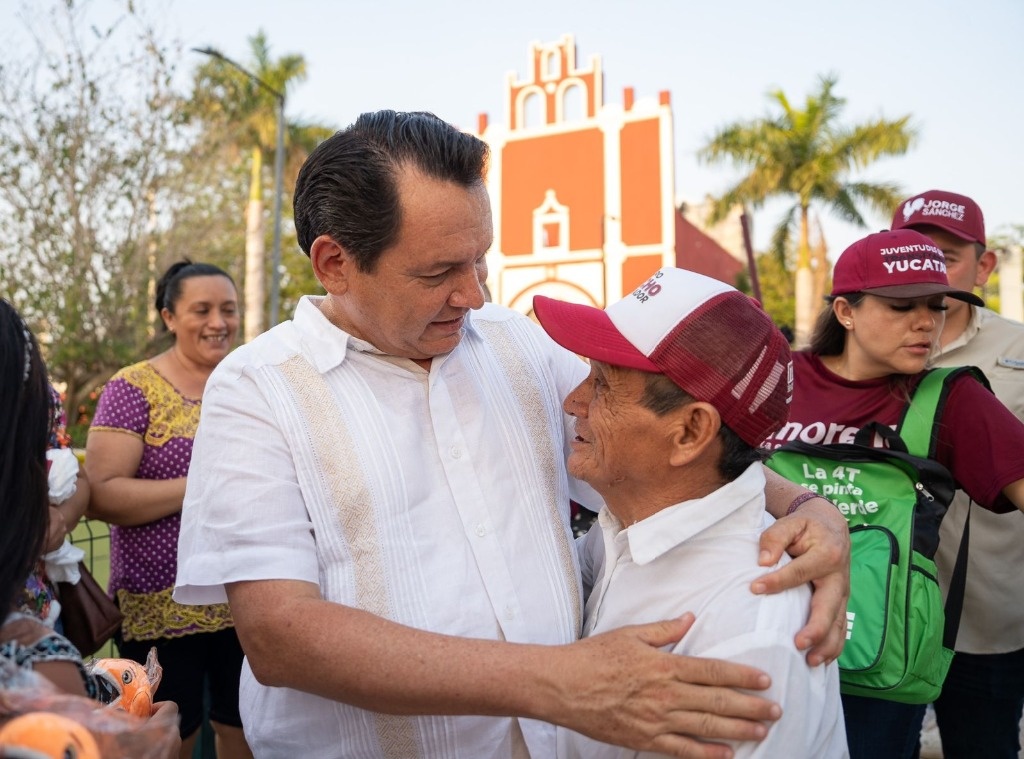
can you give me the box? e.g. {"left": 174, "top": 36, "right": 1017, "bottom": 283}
{"left": 892, "top": 190, "right": 1024, "bottom": 759}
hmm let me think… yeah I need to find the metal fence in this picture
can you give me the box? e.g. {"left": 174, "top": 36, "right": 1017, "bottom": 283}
{"left": 68, "top": 518, "right": 117, "bottom": 659}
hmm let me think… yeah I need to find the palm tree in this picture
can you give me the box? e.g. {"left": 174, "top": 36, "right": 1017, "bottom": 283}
{"left": 698, "top": 74, "right": 916, "bottom": 346}
{"left": 191, "top": 31, "right": 311, "bottom": 341}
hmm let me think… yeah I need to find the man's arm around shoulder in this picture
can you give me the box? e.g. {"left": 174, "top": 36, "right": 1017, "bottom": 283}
{"left": 229, "top": 579, "right": 781, "bottom": 759}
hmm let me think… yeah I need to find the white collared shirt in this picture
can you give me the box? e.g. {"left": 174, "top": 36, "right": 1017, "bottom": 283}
{"left": 175, "top": 296, "right": 597, "bottom": 758}
{"left": 560, "top": 465, "right": 848, "bottom": 759}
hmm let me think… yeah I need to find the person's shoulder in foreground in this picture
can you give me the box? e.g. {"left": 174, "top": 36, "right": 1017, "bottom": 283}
{"left": 534, "top": 268, "right": 848, "bottom": 758}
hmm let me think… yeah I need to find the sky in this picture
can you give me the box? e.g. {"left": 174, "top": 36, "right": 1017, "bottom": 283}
{"left": 5, "top": 0, "right": 1023, "bottom": 259}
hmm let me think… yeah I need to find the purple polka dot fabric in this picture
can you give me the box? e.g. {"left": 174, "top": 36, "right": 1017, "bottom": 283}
{"left": 91, "top": 361, "right": 232, "bottom": 640}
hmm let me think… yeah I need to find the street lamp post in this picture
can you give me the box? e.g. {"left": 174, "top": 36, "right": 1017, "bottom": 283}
{"left": 192, "top": 46, "right": 286, "bottom": 333}
{"left": 269, "top": 95, "right": 285, "bottom": 327}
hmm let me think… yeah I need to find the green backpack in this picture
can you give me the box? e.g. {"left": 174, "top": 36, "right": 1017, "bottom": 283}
{"left": 766, "top": 366, "right": 983, "bottom": 704}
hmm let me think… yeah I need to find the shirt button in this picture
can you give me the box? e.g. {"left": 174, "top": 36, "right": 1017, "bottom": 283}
{"left": 451, "top": 446, "right": 462, "bottom": 459}
{"left": 475, "top": 524, "right": 487, "bottom": 537}
{"left": 504, "top": 605, "right": 515, "bottom": 620}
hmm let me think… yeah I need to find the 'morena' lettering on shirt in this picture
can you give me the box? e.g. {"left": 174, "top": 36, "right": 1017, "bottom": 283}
{"left": 769, "top": 420, "right": 858, "bottom": 446}
{"left": 764, "top": 420, "right": 897, "bottom": 449}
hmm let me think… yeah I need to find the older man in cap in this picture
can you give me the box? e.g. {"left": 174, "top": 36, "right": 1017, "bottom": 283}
{"left": 535, "top": 268, "right": 847, "bottom": 759}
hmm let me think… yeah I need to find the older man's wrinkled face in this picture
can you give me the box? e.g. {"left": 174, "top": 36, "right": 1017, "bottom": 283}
{"left": 562, "top": 361, "right": 672, "bottom": 498}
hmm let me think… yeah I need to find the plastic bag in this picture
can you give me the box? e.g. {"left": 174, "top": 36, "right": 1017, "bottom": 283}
{"left": 0, "top": 653, "right": 177, "bottom": 759}
{"left": 86, "top": 647, "right": 163, "bottom": 717}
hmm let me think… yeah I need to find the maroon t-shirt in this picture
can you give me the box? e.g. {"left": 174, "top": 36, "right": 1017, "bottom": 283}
{"left": 763, "top": 352, "right": 1024, "bottom": 512}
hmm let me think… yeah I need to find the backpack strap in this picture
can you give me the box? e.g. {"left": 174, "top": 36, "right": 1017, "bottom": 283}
{"left": 942, "top": 506, "right": 971, "bottom": 651}
{"left": 898, "top": 365, "right": 990, "bottom": 653}
{"left": 898, "top": 366, "right": 991, "bottom": 458}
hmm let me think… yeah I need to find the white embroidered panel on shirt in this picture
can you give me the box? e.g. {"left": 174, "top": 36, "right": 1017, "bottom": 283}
{"left": 278, "top": 354, "right": 420, "bottom": 759}
{"left": 475, "top": 320, "right": 582, "bottom": 635}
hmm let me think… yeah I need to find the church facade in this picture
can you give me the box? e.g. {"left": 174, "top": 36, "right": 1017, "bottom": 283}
{"left": 476, "top": 34, "right": 743, "bottom": 312}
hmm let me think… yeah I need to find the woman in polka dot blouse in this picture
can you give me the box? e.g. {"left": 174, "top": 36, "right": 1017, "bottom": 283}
{"left": 85, "top": 261, "right": 252, "bottom": 759}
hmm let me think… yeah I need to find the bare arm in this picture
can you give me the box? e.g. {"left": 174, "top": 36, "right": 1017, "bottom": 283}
{"left": 762, "top": 467, "right": 819, "bottom": 521}
{"left": 32, "top": 660, "right": 89, "bottom": 697}
{"left": 44, "top": 471, "right": 91, "bottom": 552}
{"left": 44, "top": 506, "right": 69, "bottom": 553}
{"left": 56, "top": 469, "right": 91, "bottom": 530}
{"left": 757, "top": 467, "right": 851, "bottom": 665}
{"left": 85, "top": 430, "right": 186, "bottom": 526}
{"left": 1005, "top": 477, "right": 1024, "bottom": 512}
{"left": 0, "top": 617, "right": 88, "bottom": 697}
{"left": 229, "top": 579, "right": 780, "bottom": 759}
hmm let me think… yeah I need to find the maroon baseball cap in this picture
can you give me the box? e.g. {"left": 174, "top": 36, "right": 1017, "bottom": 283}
{"left": 533, "top": 267, "right": 792, "bottom": 447}
{"left": 831, "top": 229, "right": 983, "bottom": 306}
{"left": 891, "top": 189, "right": 986, "bottom": 247}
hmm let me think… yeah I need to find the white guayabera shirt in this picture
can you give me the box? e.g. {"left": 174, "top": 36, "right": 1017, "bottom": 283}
{"left": 175, "top": 296, "right": 596, "bottom": 758}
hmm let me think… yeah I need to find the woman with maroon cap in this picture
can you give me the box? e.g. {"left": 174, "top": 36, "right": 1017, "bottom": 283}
{"left": 761, "top": 228, "right": 1024, "bottom": 759}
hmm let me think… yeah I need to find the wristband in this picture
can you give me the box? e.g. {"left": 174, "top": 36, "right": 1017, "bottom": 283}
{"left": 785, "top": 491, "right": 820, "bottom": 516}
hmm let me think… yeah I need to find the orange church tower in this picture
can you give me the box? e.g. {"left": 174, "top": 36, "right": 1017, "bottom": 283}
{"left": 476, "top": 34, "right": 677, "bottom": 312}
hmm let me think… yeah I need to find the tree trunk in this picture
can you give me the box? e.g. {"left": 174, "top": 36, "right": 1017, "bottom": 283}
{"left": 811, "top": 215, "right": 829, "bottom": 323}
{"left": 793, "top": 207, "right": 814, "bottom": 347}
{"left": 244, "top": 145, "right": 266, "bottom": 343}
{"left": 146, "top": 189, "right": 159, "bottom": 339}
{"left": 63, "top": 371, "right": 80, "bottom": 434}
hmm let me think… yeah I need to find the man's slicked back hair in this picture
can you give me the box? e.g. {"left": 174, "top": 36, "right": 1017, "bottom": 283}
{"left": 293, "top": 110, "right": 490, "bottom": 272}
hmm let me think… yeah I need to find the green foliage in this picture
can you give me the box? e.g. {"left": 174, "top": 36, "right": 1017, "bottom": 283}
{"left": 275, "top": 120, "right": 335, "bottom": 319}
{"left": 65, "top": 382, "right": 102, "bottom": 448}
{"left": 0, "top": 4, "right": 335, "bottom": 405}
{"left": 699, "top": 74, "right": 917, "bottom": 342}
{"left": 698, "top": 73, "right": 915, "bottom": 258}
{"left": 190, "top": 31, "right": 309, "bottom": 154}
{"left": 736, "top": 250, "right": 797, "bottom": 333}
{"left": 0, "top": 1, "right": 190, "bottom": 407}
{"left": 189, "top": 31, "right": 334, "bottom": 327}
{"left": 986, "top": 224, "right": 1024, "bottom": 315}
